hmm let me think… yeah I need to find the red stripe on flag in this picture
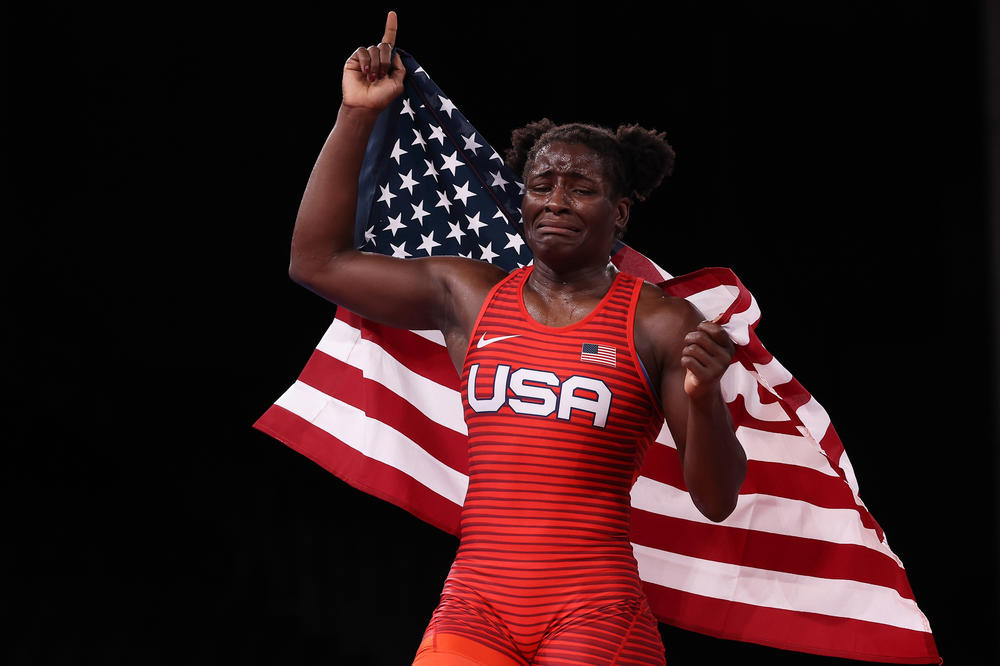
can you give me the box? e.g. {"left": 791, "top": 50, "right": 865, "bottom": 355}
{"left": 643, "top": 584, "right": 940, "bottom": 664}
{"left": 610, "top": 245, "right": 670, "bottom": 283}
{"left": 658, "top": 267, "right": 754, "bottom": 323}
{"left": 725, "top": 393, "right": 802, "bottom": 436}
{"left": 630, "top": 508, "right": 916, "bottom": 600}
{"left": 297, "top": 348, "right": 469, "bottom": 473}
{"left": 253, "top": 405, "right": 463, "bottom": 536}
{"left": 771, "top": 376, "right": 814, "bottom": 412}
{"left": 642, "top": 438, "right": 875, "bottom": 509}
{"left": 339, "top": 310, "right": 460, "bottom": 390}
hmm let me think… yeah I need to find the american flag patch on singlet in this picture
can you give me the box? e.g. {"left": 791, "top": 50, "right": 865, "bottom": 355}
{"left": 580, "top": 342, "right": 617, "bottom": 367}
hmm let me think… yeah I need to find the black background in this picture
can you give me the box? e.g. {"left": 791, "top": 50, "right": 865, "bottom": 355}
{"left": 7, "top": 1, "right": 999, "bottom": 664}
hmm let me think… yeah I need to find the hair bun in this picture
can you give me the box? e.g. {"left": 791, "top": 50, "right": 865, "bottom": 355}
{"left": 615, "top": 124, "right": 675, "bottom": 201}
{"left": 504, "top": 118, "right": 556, "bottom": 176}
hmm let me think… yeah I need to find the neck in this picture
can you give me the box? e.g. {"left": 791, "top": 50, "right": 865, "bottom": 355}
{"left": 526, "top": 260, "right": 617, "bottom": 298}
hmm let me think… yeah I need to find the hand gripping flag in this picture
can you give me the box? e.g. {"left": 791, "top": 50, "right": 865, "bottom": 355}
{"left": 254, "top": 50, "right": 940, "bottom": 664}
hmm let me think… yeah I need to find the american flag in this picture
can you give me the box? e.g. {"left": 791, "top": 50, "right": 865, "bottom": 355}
{"left": 580, "top": 342, "right": 617, "bottom": 368}
{"left": 254, "top": 49, "right": 940, "bottom": 664}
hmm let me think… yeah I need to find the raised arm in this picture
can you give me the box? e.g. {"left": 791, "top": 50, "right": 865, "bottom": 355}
{"left": 288, "top": 12, "right": 503, "bottom": 336}
{"left": 637, "top": 288, "right": 747, "bottom": 522}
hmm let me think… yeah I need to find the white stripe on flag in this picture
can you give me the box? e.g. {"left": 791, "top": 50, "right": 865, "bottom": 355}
{"left": 724, "top": 294, "right": 761, "bottom": 346}
{"left": 274, "top": 380, "right": 469, "bottom": 506}
{"left": 684, "top": 284, "right": 741, "bottom": 319}
{"left": 720, "top": 364, "right": 793, "bottom": 422}
{"left": 411, "top": 328, "right": 447, "bottom": 346}
{"left": 734, "top": 426, "right": 840, "bottom": 476}
{"left": 316, "top": 318, "right": 467, "bottom": 435}
{"left": 839, "top": 449, "right": 862, "bottom": 496}
{"left": 631, "top": 543, "right": 930, "bottom": 632}
{"left": 630, "top": 476, "right": 900, "bottom": 564}
{"left": 795, "top": 396, "right": 834, "bottom": 445}
{"left": 653, "top": 425, "right": 842, "bottom": 477}
{"left": 753, "top": 356, "right": 794, "bottom": 390}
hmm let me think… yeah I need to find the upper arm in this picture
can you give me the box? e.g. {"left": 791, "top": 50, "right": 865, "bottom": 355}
{"left": 290, "top": 249, "right": 506, "bottom": 334}
{"left": 635, "top": 286, "right": 707, "bottom": 455}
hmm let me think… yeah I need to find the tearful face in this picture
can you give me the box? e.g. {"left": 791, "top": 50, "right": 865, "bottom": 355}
{"left": 521, "top": 142, "right": 628, "bottom": 268}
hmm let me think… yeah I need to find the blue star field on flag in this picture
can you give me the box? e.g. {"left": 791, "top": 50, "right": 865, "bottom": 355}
{"left": 354, "top": 50, "right": 531, "bottom": 272}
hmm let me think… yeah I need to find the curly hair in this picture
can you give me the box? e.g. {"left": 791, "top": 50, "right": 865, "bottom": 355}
{"left": 504, "top": 119, "right": 676, "bottom": 202}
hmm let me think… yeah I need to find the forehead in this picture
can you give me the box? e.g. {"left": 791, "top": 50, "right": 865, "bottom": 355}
{"left": 528, "top": 141, "right": 608, "bottom": 179}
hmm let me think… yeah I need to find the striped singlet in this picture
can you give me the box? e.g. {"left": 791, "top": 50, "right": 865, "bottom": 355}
{"left": 416, "top": 267, "right": 667, "bottom": 666}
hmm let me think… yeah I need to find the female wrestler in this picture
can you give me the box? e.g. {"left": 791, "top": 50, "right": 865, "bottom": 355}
{"left": 288, "top": 11, "right": 747, "bottom": 665}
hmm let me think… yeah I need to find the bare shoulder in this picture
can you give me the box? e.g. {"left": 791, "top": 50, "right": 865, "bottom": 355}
{"left": 634, "top": 280, "right": 707, "bottom": 368}
{"left": 636, "top": 281, "right": 705, "bottom": 330}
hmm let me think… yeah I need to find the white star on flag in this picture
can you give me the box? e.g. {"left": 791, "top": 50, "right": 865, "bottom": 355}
{"left": 435, "top": 190, "right": 452, "bottom": 213}
{"left": 446, "top": 220, "right": 465, "bottom": 242}
{"left": 377, "top": 183, "right": 396, "bottom": 207}
{"left": 452, "top": 181, "right": 475, "bottom": 206}
{"left": 423, "top": 159, "right": 439, "bottom": 181}
{"left": 390, "top": 139, "right": 407, "bottom": 164}
{"left": 389, "top": 240, "right": 410, "bottom": 258}
{"left": 398, "top": 170, "right": 418, "bottom": 195}
{"left": 440, "top": 151, "right": 463, "bottom": 176}
{"left": 504, "top": 230, "right": 525, "bottom": 253}
{"left": 478, "top": 241, "right": 499, "bottom": 263}
{"left": 438, "top": 95, "right": 457, "bottom": 117}
{"left": 400, "top": 98, "right": 415, "bottom": 120}
{"left": 490, "top": 170, "right": 509, "bottom": 190}
{"left": 412, "top": 128, "right": 427, "bottom": 150}
{"left": 466, "top": 211, "right": 487, "bottom": 235}
{"left": 462, "top": 133, "right": 482, "bottom": 154}
{"left": 428, "top": 124, "right": 446, "bottom": 145}
{"left": 410, "top": 200, "right": 430, "bottom": 224}
{"left": 383, "top": 213, "right": 405, "bottom": 236}
{"left": 416, "top": 231, "right": 441, "bottom": 255}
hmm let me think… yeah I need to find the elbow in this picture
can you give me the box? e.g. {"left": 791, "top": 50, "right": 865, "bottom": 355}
{"left": 696, "top": 495, "right": 739, "bottom": 523}
{"left": 288, "top": 249, "right": 342, "bottom": 290}
{"left": 693, "top": 458, "right": 747, "bottom": 523}
{"left": 288, "top": 257, "right": 314, "bottom": 288}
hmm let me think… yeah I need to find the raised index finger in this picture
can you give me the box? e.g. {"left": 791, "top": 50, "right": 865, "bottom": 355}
{"left": 381, "top": 10, "right": 398, "bottom": 48}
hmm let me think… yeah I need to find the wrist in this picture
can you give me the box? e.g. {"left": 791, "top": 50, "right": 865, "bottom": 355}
{"left": 336, "top": 103, "right": 383, "bottom": 126}
{"left": 687, "top": 384, "right": 724, "bottom": 411}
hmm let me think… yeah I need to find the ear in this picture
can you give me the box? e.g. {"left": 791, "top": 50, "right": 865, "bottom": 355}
{"left": 614, "top": 197, "right": 632, "bottom": 239}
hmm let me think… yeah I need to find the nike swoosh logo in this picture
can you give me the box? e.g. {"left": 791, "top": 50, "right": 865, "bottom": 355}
{"left": 477, "top": 333, "right": 521, "bottom": 349}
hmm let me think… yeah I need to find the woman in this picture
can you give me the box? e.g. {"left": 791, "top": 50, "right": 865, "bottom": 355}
{"left": 288, "top": 12, "right": 747, "bottom": 665}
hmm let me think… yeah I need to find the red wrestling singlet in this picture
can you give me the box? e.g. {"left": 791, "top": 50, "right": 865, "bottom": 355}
{"left": 418, "top": 267, "right": 667, "bottom": 666}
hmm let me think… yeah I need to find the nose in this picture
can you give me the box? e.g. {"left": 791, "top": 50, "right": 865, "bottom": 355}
{"left": 543, "top": 184, "right": 571, "bottom": 213}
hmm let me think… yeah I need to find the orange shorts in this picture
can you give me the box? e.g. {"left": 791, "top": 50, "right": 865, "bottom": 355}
{"left": 412, "top": 630, "right": 522, "bottom": 666}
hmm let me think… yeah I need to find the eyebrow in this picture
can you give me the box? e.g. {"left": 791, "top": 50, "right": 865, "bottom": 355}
{"left": 529, "top": 168, "right": 599, "bottom": 182}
